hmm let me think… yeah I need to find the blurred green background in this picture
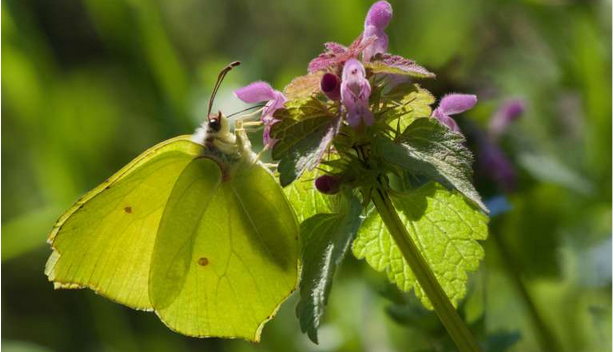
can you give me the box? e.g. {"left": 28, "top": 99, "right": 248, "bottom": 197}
{"left": 1, "top": 0, "right": 611, "bottom": 351}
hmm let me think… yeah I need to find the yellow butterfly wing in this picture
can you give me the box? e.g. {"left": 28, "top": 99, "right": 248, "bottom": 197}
{"left": 45, "top": 136, "right": 204, "bottom": 310}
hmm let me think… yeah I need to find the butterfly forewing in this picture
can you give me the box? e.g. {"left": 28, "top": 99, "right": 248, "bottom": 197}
{"left": 45, "top": 136, "right": 205, "bottom": 310}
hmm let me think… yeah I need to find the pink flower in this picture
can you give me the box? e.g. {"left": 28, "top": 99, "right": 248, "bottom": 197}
{"left": 361, "top": 1, "right": 393, "bottom": 61}
{"left": 479, "top": 139, "right": 516, "bottom": 192}
{"left": 488, "top": 99, "right": 525, "bottom": 139}
{"left": 341, "top": 59, "right": 374, "bottom": 128}
{"left": 432, "top": 93, "right": 477, "bottom": 132}
{"left": 234, "top": 81, "right": 286, "bottom": 146}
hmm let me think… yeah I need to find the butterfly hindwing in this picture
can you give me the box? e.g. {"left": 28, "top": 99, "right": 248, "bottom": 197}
{"left": 45, "top": 136, "right": 205, "bottom": 310}
{"left": 149, "top": 158, "right": 298, "bottom": 341}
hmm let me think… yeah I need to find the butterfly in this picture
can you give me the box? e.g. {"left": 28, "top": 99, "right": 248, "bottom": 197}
{"left": 44, "top": 61, "right": 299, "bottom": 342}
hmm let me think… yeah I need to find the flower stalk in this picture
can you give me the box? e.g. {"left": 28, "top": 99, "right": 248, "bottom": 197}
{"left": 370, "top": 183, "right": 482, "bottom": 352}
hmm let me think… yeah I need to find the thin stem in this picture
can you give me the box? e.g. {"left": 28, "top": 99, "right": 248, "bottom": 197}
{"left": 371, "top": 186, "right": 482, "bottom": 352}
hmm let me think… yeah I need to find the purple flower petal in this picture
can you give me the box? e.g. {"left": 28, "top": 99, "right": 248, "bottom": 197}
{"left": 235, "top": 81, "right": 286, "bottom": 119}
{"left": 433, "top": 109, "right": 460, "bottom": 132}
{"left": 365, "top": 1, "right": 393, "bottom": 30}
{"left": 489, "top": 99, "right": 525, "bottom": 138}
{"left": 437, "top": 93, "right": 477, "bottom": 116}
{"left": 479, "top": 139, "right": 516, "bottom": 192}
{"left": 234, "top": 81, "right": 277, "bottom": 103}
{"left": 263, "top": 120, "right": 279, "bottom": 147}
{"left": 361, "top": 25, "right": 388, "bottom": 61}
{"left": 341, "top": 59, "right": 373, "bottom": 128}
{"left": 321, "top": 73, "right": 341, "bottom": 101}
{"left": 235, "top": 81, "right": 286, "bottom": 147}
{"left": 262, "top": 90, "right": 286, "bottom": 118}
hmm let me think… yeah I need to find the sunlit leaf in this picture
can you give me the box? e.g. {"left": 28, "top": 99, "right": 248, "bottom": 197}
{"left": 283, "top": 169, "right": 333, "bottom": 223}
{"left": 374, "top": 118, "right": 488, "bottom": 213}
{"left": 352, "top": 182, "right": 488, "bottom": 309}
{"left": 381, "top": 84, "right": 435, "bottom": 132}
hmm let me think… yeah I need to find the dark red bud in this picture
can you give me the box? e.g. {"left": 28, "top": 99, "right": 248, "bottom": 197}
{"left": 320, "top": 73, "right": 341, "bottom": 101}
{"left": 314, "top": 175, "right": 340, "bottom": 194}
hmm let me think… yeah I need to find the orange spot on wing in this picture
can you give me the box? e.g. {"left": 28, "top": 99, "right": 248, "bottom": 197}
{"left": 197, "top": 257, "right": 209, "bottom": 266}
{"left": 124, "top": 206, "right": 132, "bottom": 214}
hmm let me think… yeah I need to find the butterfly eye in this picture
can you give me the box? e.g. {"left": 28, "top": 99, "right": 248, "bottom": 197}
{"left": 208, "top": 118, "right": 221, "bottom": 132}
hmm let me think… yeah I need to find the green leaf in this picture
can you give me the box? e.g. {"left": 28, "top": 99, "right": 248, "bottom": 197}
{"left": 374, "top": 118, "right": 488, "bottom": 213}
{"left": 283, "top": 169, "right": 333, "bottom": 223}
{"left": 271, "top": 98, "right": 339, "bottom": 186}
{"left": 352, "top": 182, "right": 488, "bottom": 309}
{"left": 382, "top": 84, "right": 435, "bottom": 132}
{"left": 296, "top": 191, "right": 363, "bottom": 343}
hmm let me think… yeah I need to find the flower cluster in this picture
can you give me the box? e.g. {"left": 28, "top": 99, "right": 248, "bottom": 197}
{"left": 234, "top": 1, "right": 480, "bottom": 194}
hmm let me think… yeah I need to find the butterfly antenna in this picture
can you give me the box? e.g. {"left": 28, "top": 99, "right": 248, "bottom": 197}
{"left": 207, "top": 61, "right": 241, "bottom": 118}
{"left": 227, "top": 103, "right": 266, "bottom": 118}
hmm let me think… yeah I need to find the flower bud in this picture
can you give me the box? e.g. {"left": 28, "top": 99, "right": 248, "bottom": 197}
{"left": 314, "top": 175, "right": 340, "bottom": 194}
{"left": 320, "top": 73, "right": 341, "bottom": 101}
{"left": 365, "top": 1, "right": 393, "bottom": 30}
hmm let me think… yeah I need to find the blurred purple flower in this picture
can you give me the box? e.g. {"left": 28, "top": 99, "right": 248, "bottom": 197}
{"left": 361, "top": 1, "right": 393, "bottom": 60}
{"left": 314, "top": 175, "right": 340, "bottom": 194}
{"left": 234, "top": 81, "right": 286, "bottom": 147}
{"left": 432, "top": 93, "right": 477, "bottom": 132}
{"left": 321, "top": 73, "right": 341, "bottom": 101}
{"left": 479, "top": 139, "right": 516, "bottom": 192}
{"left": 341, "top": 59, "right": 374, "bottom": 128}
{"left": 489, "top": 99, "right": 525, "bottom": 139}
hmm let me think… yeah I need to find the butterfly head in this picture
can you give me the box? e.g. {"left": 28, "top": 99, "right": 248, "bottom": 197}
{"left": 192, "top": 61, "right": 240, "bottom": 146}
{"left": 206, "top": 111, "right": 230, "bottom": 136}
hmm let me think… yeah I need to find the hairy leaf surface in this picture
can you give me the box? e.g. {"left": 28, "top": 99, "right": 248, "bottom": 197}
{"left": 271, "top": 98, "right": 339, "bottom": 186}
{"left": 352, "top": 182, "right": 488, "bottom": 309}
{"left": 375, "top": 118, "right": 487, "bottom": 212}
{"left": 296, "top": 192, "right": 362, "bottom": 343}
{"left": 381, "top": 84, "right": 435, "bottom": 132}
{"left": 283, "top": 169, "right": 333, "bottom": 223}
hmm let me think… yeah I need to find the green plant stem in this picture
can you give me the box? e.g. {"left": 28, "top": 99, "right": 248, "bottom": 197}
{"left": 371, "top": 186, "right": 482, "bottom": 352}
